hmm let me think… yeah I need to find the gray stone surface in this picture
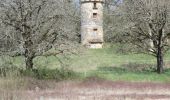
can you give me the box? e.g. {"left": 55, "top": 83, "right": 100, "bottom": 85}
{"left": 80, "top": 0, "right": 104, "bottom": 48}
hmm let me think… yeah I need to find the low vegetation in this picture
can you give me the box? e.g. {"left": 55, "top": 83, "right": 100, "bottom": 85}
{"left": 1, "top": 45, "right": 170, "bottom": 83}
{"left": 0, "top": 45, "right": 170, "bottom": 99}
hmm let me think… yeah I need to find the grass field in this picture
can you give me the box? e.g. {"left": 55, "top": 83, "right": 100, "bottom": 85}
{"left": 0, "top": 44, "right": 170, "bottom": 82}
{"left": 1, "top": 44, "right": 170, "bottom": 100}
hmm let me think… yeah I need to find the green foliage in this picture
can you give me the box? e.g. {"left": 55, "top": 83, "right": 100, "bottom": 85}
{"left": 122, "top": 63, "right": 156, "bottom": 72}
{"left": 0, "top": 60, "right": 21, "bottom": 77}
{"left": 20, "top": 68, "right": 77, "bottom": 80}
{"left": 115, "top": 43, "right": 139, "bottom": 54}
{"left": 0, "top": 64, "right": 78, "bottom": 81}
{"left": 0, "top": 66, "right": 21, "bottom": 77}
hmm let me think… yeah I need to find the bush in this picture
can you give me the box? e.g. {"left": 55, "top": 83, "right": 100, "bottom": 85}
{"left": 122, "top": 62, "right": 156, "bottom": 72}
{"left": 20, "top": 67, "right": 78, "bottom": 81}
{"left": 115, "top": 43, "right": 145, "bottom": 54}
{"left": 0, "top": 64, "right": 78, "bottom": 81}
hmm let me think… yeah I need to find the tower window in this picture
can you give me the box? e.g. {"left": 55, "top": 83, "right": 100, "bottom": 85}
{"left": 93, "top": 3, "right": 97, "bottom": 9}
{"left": 93, "top": 28, "right": 98, "bottom": 32}
{"left": 92, "top": 28, "right": 98, "bottom": 37}
{"left": 93, "top": 13, "right": 97, "bottom": 18}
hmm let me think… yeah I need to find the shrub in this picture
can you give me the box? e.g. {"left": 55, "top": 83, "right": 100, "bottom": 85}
{"left": 20, "top": 67, "right": 78, "bottom": 81}
{"left": 0, "top": 64, "right": 78, "bottom": 81}
{"left": 122, "top": 62, "right": 156, "bottom": 72}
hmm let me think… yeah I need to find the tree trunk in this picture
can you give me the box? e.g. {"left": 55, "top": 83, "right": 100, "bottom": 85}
{"left": 24, "top": 39, "right": 34, "bottom": 70}
{"left": 157, "top": 29, "right": 164, "bottom": 74}
{"left": 25, "top": 54, "right": 34, "bottom": 70}
{"left": 156, "top": 46, "right": 164, "bottom": 74}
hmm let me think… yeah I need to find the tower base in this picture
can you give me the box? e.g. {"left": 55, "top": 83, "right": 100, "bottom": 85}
{"left": 88, "top": 43, "right": 103, "bottom": 49}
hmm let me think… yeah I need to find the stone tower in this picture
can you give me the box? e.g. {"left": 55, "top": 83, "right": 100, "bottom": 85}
{"left": 80, "top": 0, "right": 104, "bottom": 48}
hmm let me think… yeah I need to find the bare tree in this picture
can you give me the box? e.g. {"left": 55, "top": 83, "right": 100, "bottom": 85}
{"left": 0, "top": 0, "right": 80, "bottom": 69}
{"left": 103, "top": 0, "right": 123, "bottom": 42}
{"left": 118, "top": 0, "right": 170, "bottom": 73}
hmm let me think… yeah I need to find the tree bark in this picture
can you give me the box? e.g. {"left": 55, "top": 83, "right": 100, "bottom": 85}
{"left": 157, "top": 29, "right": 164, "bottom": 74}
{"left": 25, "top": 54, "right": 34, "bottom": 70}
{"left": 157, "top": 46, "right": 164, "bottom": 74}
{"left": 24, "top": 39, "right": 34, "bottom": 70}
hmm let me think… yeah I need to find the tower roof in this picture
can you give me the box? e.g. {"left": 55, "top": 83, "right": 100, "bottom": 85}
{"left": 80, "top": 0, "right": 104, "bottom": 3}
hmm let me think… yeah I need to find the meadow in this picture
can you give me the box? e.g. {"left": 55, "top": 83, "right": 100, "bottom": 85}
{"left": 1, "top": 44, "right": 170, "bottom": 83}
{"left": 1, "top": 44, "right": 170, "bottom": 99}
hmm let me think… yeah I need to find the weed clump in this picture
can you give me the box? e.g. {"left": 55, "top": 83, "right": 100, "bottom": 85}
{"left": 0, "top": 66, "right": 21, "bottom": 77}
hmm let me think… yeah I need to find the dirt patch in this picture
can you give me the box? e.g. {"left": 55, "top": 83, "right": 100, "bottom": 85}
{"left": 1, "top": 78, "right": 170, "bottom": 100}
